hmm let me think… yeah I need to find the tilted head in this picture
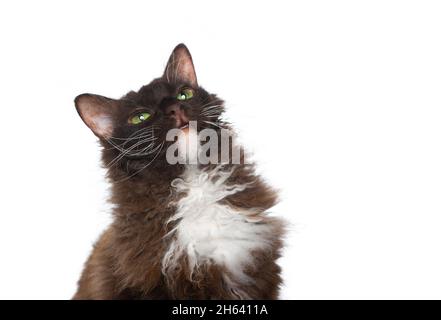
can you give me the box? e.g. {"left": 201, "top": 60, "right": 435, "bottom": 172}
{"left": 75, "top": 44, "right": 226, "bottom": 179}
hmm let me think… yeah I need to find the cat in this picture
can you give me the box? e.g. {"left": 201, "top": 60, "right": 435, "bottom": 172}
{"left": 73, "top": 44, "right": 285, "bottom": 299}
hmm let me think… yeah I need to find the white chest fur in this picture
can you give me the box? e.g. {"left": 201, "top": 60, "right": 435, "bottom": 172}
{"left": 162, "top": 165, "right": 274, "bottom": 283}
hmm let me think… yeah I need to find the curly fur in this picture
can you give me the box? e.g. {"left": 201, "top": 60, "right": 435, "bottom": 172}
{"left": 73, "top": 44, "right": 285, "bottom": 300}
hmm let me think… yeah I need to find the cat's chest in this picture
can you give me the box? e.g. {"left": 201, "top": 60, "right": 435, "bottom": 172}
{"left": 162, "top": 166, "right": 272, "bottom": 278}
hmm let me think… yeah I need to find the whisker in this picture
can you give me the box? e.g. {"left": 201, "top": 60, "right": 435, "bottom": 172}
{"left": 199, "top": 99, "right": 224, "bottom": 110}
{"left": 107, "top": 137, "right": 158, "bottom": 168}
{"left": 202, "top": 120, "right": 224, "bottom": 129}
{"left": 113, "top": 142, "right": 165, "bottom": 184}
{"left": 201, "top": 104, "right": 223, "bottom": 112}
{"left": 200, "top": 105, "right": 223, "bottom": 115}
{"left": 201, "top": 110, "right": 222, "bottom": 116}
{"left": 105, "top": 126, "right": 159, "bottom": 168}
{"left": 109, "top": 126, "right": 158, "bottom": 141}
{"left": 104, "top": 126, "right": 159, "bottom": 151}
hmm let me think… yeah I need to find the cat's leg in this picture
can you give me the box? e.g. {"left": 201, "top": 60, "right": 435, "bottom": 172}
{"left": 237, "top": 259, "right": 283, "bottom": 300}
{"left": 73, "top": 230, "right": 122, "bottom": 300}
{"left": 164, "top": 257, "right": 282, "bottom": 300}
{"left": 215, "top": 260, "right": 283, "bottom": 300}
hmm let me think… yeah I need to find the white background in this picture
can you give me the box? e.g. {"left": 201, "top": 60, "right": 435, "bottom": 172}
{"left": 0, "top": 0, "right": 440, "bottom": 299}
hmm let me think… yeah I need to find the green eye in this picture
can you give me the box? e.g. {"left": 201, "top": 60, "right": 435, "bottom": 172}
{"left": 177, "top": 88, "right": 194, "bottom": 101}
{"left": 129, "top": 112, "right": 151, "bottom": 125}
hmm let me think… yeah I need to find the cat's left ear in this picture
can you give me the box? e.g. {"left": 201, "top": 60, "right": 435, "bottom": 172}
{"left": 74, "top": 93, "right": 118, "bottom": 139}
{"left": 163, "top": 43, "right": 198, "bottom": 87}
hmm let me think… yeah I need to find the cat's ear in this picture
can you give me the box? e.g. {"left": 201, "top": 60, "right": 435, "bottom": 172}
{"left": 74, "top": 93, "right": 118, "bottom": 139}
{"left": 163, "top": 43, "right": 198, "bottom": 87}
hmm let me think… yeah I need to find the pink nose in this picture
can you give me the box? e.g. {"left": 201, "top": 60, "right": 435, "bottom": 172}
{"left": 165, "top": 104, "right": 189, "bottom": 128}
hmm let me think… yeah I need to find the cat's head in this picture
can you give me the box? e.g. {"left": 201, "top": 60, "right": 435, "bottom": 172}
{"left": 75, "top": 44, "right": 225, "bottom": 175}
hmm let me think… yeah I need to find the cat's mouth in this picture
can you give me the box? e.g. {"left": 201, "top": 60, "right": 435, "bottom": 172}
{"left": 179, "top": 123, "right": 189, "bottom": 130}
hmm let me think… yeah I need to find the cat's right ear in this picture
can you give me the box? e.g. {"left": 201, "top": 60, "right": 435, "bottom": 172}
{"left": 163, "top": 43, "right": 198, "bottom": 86}
{"left": 74, "top": 93, "right": 118, "bottom": 139}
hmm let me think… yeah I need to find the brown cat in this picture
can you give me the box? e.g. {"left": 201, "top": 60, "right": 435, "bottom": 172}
{"left": 73, "top": 44, "right": 285, "bottom": 299}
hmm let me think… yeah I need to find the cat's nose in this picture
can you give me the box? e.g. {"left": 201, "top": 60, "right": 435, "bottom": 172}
{"left": 165, "top": 104, "right": 189, "bottom": 128}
